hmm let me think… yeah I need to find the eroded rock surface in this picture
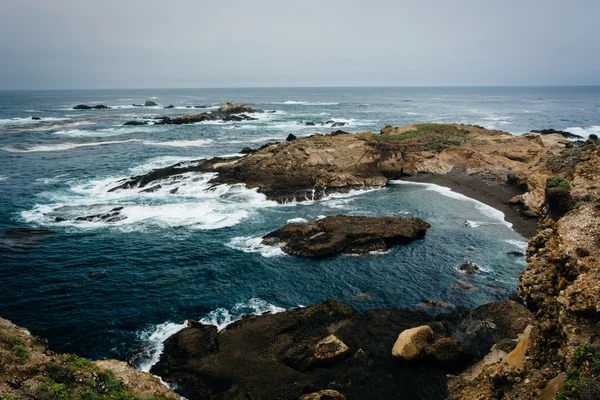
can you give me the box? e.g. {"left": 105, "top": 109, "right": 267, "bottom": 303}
{"left": 262, "top": 215, "right": 430, "bottom": 257}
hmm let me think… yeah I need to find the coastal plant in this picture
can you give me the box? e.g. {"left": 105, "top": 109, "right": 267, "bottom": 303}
{"left": 545, "top": 176, "right": 573, "bottom": 219}
{"left": 10, "top": 344, "right": 28, "bottom": 360}
{"left": 367, "top": 123, "right": 477, "bottom": 151}
{"left": 555, "top": 344, "right": 600, "bottom": 400}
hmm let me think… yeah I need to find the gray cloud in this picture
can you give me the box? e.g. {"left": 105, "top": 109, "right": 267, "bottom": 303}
{"left": 1, "top": 0, "right": 598, "bottom": 89}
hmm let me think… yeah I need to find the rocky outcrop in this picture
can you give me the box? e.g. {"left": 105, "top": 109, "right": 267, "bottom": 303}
{"left": 73, "top": 104, "right": 110, "bottom": 110}
{"left": 151, "top": 298, "right": 536, "bottom": 400}
{"left": 0, "top": 316, "right": 178, "bottom": 400}
{"left": 218, "top": 100, "right": 262, "bottom": 114}
{"left": 108, "top": 124, "right": 567, "bottom": 213}
{"left": 262, "top": 216, "right": 430, "bottom": 257}
{"left": 144, "top": 100, "right": 157, "bottom": 107}
{"left": 530, "top": 128, "right": 582, "bottom": 139}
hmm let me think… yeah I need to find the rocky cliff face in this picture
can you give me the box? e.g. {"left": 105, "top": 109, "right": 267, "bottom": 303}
{"left": 0, "top": 317, "right": 178, "bottom": 399}
{"left": 447, "top": 144, "right": 600, "bottom": 399}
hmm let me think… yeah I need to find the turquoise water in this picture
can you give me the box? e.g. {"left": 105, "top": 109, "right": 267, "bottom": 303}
{"left": 0, "top": 87, "right": 598, "bottom": 367}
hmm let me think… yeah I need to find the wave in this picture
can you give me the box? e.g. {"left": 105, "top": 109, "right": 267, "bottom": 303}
{"left": 565, "top": 126, "right": 600, "bottom": 139}
{"left": 143, "top": 139, "right": 214, "bottom": 147}
{"left": 53, "top": 126, "right": 168, "bottom": 137}
{"left": 128, "top": 156, "right": 207, "bottom": 175}
{"left": 134, "top": 320, "right": 189, "bottom": 372}
{"left": 0, "top": 176, "right": 8, "bottom": 182}
{"left": 390, "top": 180, "right": 512, "bottom": 228}
{"left": 199, "top": 298, "right": 286, "bottom": 331}
{"left": 0, "top": 116, "right": 69, "bottom": 126}
{"left": 21, "top": 171, "right": 277, "bottom": 231}
{"left": 2, "top": 139, "right": 140, "bottom": 153}
{"left": 286, "top": 217, "right": 307, "bottom": 223}
{"left": 133, "top": 298, "right": 285, "bottom": 372}
{"left": 226, "top": 236, "right": 285, "bottom": 258}
{"left": 504, "top": 239, "right": 528, "bottom": 251}
{"left": 275, "top": 101, "right": 339, "bottom": 106}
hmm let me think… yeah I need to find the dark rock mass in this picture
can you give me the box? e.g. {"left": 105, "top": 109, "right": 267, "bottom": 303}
{"left": 73, "top": 104, "right": 110, "bottom": 110}
{"left": 529, "top": 129, "right": 582, "bottom": 139}
{"left": 262, "top": 215, "right": 430, "bottom": 257}
{"left": 286, "top": 133, "right": 297, "bottom": 141}
{"left": 151, "top": 298, "right": 534, "bottom": 400}
{"left": 144, "top": 100, "right": 158, "bottom": 107}
{"left": 458, "top": 262, "right": 480, "bottom": 274}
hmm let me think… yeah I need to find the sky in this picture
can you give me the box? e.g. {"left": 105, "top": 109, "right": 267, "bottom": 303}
{"left": 0, "top": 0, "right": 599, "bottom": 89}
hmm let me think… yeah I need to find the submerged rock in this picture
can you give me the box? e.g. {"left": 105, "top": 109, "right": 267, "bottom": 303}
{"left": 262, "top": 215, "right": 430, "bottom": 258}
{"left": 73, "top": 207, "right": 126, "bottom": 223}
{"left": 458, "top": 262, "right": 480, "bottom": 274}
{"left": 0, "top": 228, "right": 55, "bottom": 252}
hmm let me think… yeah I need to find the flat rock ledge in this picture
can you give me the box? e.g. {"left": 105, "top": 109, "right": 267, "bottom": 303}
{"left": 262, "top": 215, "right": 431, "bottom": 257}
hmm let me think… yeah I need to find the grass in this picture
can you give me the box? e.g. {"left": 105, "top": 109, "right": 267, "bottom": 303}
{"left": 365, "top": 123, "right": 478, "bottom": 152}
{"left": 556, "top": 345, "right": 600, "bottom": 400}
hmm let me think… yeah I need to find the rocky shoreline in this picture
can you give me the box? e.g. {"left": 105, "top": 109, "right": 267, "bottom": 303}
{"left": 3, "top": 120, "right": 599, "bottom": 399}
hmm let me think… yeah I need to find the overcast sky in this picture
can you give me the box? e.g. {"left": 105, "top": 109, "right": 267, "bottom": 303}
{"left": 1, "top": 0, "right": 598, "bottom": 89}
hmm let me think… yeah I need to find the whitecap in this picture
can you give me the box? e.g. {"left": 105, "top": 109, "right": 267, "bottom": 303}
{"left": 53, "top": 126, "right": 168, "bottom": 137}
{"left": 276, "top": 101, "right": 339, "bottom": 106}
{"left": 143, "top": 139, "right": 214, "bottom": 147}
{"left": 199, "top": 298, "right": 286, "bottom": 331}
{"left": 0, "top": 176, "right": 8, "bottom": 182}
{"left": 390, "top": 180, "right": 512, "bottom": 228}
{"left": 135, "top": 320, "right": 189, "bottom": 372}
{"left": 286, "top": 217, "right": 308, "bottom": 223}
{"left": 2, "top": 139, "right": 140, "bottom": 152}
{"left": 504, "top": 239, "right": 528, "bottom": 251}
{"left": 226, "top": 236, "right": 285, "bottom": 258}
{"left": 564, "top": 126, "right": 600, "bottom": 140}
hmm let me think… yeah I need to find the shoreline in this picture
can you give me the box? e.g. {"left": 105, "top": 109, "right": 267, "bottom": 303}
{"left": 397, "top": 169, "right": 538, "bottom": 238}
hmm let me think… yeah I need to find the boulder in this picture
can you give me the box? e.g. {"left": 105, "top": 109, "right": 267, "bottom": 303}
{"left": 305, "top": 122, "right": 316, "bottom": 126}
{"left": 124, "top": 120, "right": 149, "bottom": 126}
{"left": 287, "top": 133, "right": 297, "bottom": 141}
{"left": 262, "top": 215, "right": 430, "bottom": 258}
{"left": 458, "top": 262, "right": 480, "bottom": 274}
{"left": 300, "top": 390, "right": 346, "bottom": 400}
{"left": 392, "top": 325, "right": 434, "bottom": 360}
{"left": 144, "top": 100, "right": 157, "bottom": 107}
{"left": 380, "top": 124, "right": 395, "bottom": 135}
{"left": 313, "top": 335, "right": 350, "bottom": 363}
{"left": 424, "top": 337, "right": 471, "bottom": 368}
{"left": 31, "top": 116, "right": 41, "bottom": 120}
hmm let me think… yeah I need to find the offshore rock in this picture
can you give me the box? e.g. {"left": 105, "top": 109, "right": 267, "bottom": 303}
{"left": 458, "top": 262, "right": 480, "bottom": 274}
{"left": 218, "top": 100, "right": 263, "bottom": 114}
{"left": 262, "top": 215, "right": 430, "bottom": 257}
{"left": 144, "top": 100, "right": 157, "bottom": 106}
{"left": 73, "top": 104, "right": 110, "bottom": 110}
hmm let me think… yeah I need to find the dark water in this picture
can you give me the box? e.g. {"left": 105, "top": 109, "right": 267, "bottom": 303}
{"left": 0, "top": 87, "right": 598, "bottom": 368}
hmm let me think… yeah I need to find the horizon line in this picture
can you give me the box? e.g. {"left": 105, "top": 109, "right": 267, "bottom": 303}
{"left": 2, "top": 84, "right": 600, "bottom": 92}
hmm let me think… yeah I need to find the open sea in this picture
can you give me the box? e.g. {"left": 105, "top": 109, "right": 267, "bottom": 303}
{"left": 1, "top": 87, "right": 599, "bottom": 369}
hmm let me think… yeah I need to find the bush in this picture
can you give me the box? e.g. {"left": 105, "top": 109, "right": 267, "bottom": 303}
{"left": 545, "top": 176, "right": 572, "bottom": 219}
{"left": 556, "top": 345, "right": 600, "bottom": 399}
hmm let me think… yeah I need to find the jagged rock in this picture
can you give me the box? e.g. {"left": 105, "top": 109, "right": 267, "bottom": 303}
{"left": 144, "top": 100, "right": 157, "bottom": 106}
{"left": 74, "top": 207, "right": 126, "bottom": 223}
{"left": 314, "top": 335, "right": 350, "bottom": 363}
{"left": 73, "top": 104, "right": 110, "bottom": 110}
{"left": 530, "top": 129, "right": 582, "bottom": 139}
{"left": 240, "top": 147, "right": 256, "bottom": 154}
{"left": 152, "top": 299, "right": 449, "bottom": 400}
{"left": 300, "top": 390, "right": 347, "bottom": 400}
{"left": 305, "top": 122, "right": 316, "bottom": 126}
{"left": 262, "top": 215, "right": 430, "bottom": 258}
{"left": 32, "top": 116, "right": 41, "bottom": 120}
{"left": 424, "top": 337, "right": 472, "bottom": 368}
{"left": 392, "top": 325, "right": 434, "bottom": 361}
{"left": 287, "top": 133, "right": 297, "bottom": 141}
{"left": 458, "top": 262, "right": 480, "bottom": 274}
{"left": 218, "top": 100, "right": 262, "bottom": 114}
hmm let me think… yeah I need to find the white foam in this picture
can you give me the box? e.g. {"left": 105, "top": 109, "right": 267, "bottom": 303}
{"left": 564, "top": 126, "right": 600, "bottom": 140}
{"left": 504, "top": 239, "right": 528, "bottom": 251}
{"left": 0, "top": 117, "right": 67, "bottom": 126}
{"left": 35, "top": 174, "right": 69, "bottom": 185}
{"left": 286, "top": 217, "right": 308, "bottom": 223}
{"left": 22, "top": 171, "right": 277, "bottom": 231}
{"left": 200, "top": 298, "right": 286, "bottom": 331}
{"left": 226, "top": 236, "right": 285, "bottom": 258}
{"left": 128, "top": 156, "right": 206, "bottom": 175}
{"left": 390, "top": 180, "right": 512, "bottom": 228}
{"left": 53, "top": 126, "right": 168, "bottom": 137}
{"left": 143, "top": 139, "right": 214, "bottom": 147}
{"left": 135, "top": 320, "right": 189, "bottom": 372}
{"left": 0, "top": 176, "right": 8, "bottom": 181}
{"left": 2, "top": 139, "right": 140, "bottom": 152}
{"left": 277, "top": 101, "right": 339, "bottom": 106}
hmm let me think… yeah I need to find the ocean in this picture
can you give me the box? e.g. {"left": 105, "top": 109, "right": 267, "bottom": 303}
{"left": 0, "top": 86, "right": 598, "bottom": 369}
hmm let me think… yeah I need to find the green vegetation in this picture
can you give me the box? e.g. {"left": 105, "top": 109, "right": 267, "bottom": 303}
{"left": 365, "top": 123, "right": 478, "bottom": 152}
{"left": 556, "top": 345, "right": 600, "bottom": 400}
{"left": 545, "top": 176, "right": 573, "bottom": 219}
{"left": 10, "top": 344, "right": 28, "bottom": 360}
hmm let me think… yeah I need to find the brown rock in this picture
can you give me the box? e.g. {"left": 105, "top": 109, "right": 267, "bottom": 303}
{"left": 300, "top": 390, "right": 347, "bottom": 400}
{"left": 392, "top": 325, "right": 434, "bottom": 360}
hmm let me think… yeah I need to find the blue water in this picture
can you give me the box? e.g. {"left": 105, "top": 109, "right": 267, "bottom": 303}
{"left": 0, "top": 87, "right": 599, "bottom": 367}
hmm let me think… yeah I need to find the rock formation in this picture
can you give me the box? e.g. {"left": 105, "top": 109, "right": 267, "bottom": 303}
{"left": 262, "top": 215, "right": 430, "bottom": 257}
